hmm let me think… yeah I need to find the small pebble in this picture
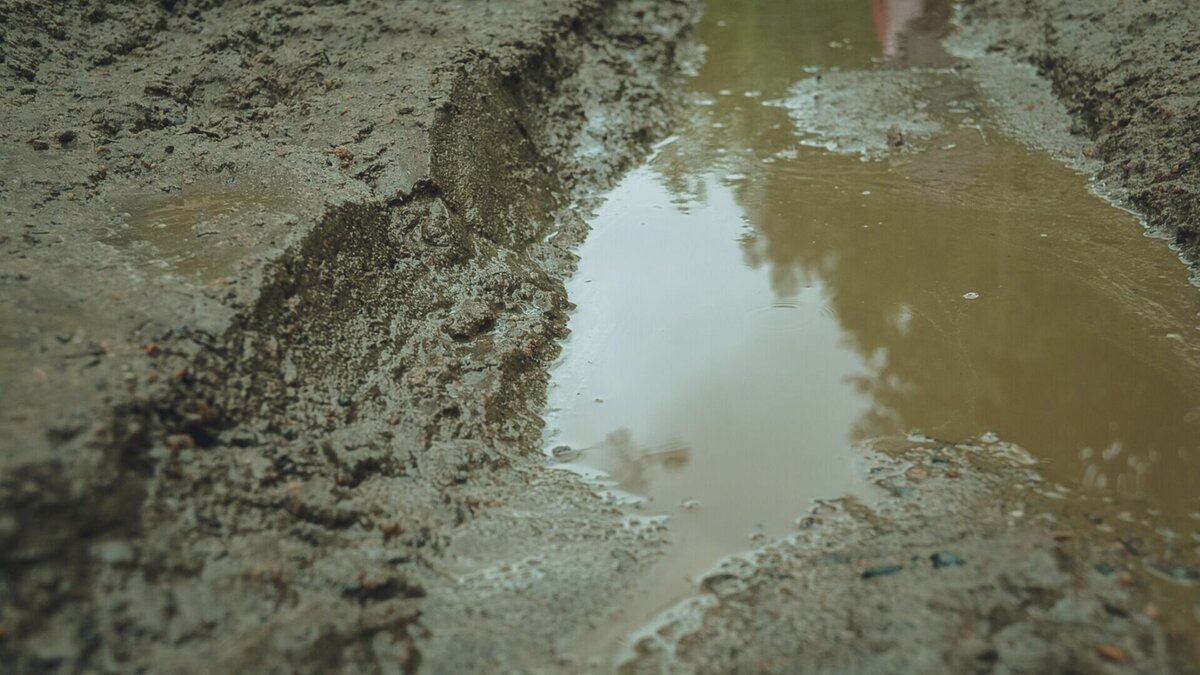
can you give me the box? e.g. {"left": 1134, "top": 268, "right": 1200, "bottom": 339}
{"left": 861, "top": 565, "right": 903, "bottom": 579}
{"left": 931, "top": 552, "right": 965, "bottom": 569}
{"left": 1095, "top": 644, "right": 1129, "bottom": 663}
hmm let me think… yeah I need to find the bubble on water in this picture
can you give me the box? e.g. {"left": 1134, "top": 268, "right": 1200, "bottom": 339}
{"left": 981, "top": 431, "right": 999, "bottom": 443}
{"left": 962, "top": 291, "right": 980, "bottom": 300}
{"left": 748, "top": 300, "right": 811, "bottom": 332}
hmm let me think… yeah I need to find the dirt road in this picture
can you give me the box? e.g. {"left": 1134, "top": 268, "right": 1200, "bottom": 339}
{"left": 1, "top": 0, "right": 1197, "bottom": 672}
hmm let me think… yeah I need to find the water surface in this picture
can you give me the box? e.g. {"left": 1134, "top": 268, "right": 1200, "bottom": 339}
{"left": 545, "top": 0, "right": 1200, "bottom": 660}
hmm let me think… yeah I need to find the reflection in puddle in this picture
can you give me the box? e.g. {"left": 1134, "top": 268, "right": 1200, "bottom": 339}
{"left": 578, "top": 429, "right": 692, "bottom": 497}
{"left": 545, "top": 0, "right": 1200, "bottom": 664}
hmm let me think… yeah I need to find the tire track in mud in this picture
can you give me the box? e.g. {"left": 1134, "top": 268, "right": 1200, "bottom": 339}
{"left": 0, "top": 1, "right": 699, "bottom": 671}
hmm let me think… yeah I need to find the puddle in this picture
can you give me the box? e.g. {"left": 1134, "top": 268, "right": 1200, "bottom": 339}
{"left": 110, "top": 178, "right": 297, "bottom": 283}
{"left": 545, "top": 0, "right": 1200, "bottom": 663}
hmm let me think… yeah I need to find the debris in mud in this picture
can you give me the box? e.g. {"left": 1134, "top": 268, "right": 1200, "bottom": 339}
{"left": 93, "top": 540, "right": 136, "bottom": 566}
{"left": 861, "top": 565, "right": 903, "bottom": 579}
{"left": 1095, "top": 644, "right": 1130, "bottom": 663}
{"left": 332, "top": 144, "right": 354, "bottom": 168}
{"left": 769, "top": 70, "right": 943, "bottom": 158}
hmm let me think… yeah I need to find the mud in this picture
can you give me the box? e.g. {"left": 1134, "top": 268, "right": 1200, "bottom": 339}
{"left": 958, "top": 0, "right": 1200, "bottom": 271}
{"left": 1, "top": 0, "right": 1198, "bottom": 673}
{"left": 1, "top": 1, "right": 698, "bottom": 672}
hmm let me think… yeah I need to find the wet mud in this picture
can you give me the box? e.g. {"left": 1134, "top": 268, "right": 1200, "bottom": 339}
{"left": 1, "top": 0, "right": 1198, "bottom": 673}
{"left": 958, "top": 0, "right": 1200, "bottom": 271}
{"left": 1, "top": 1, "right": 699, "bottom": 672}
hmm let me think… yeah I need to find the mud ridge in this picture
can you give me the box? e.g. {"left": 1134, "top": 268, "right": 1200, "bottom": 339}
{"left": 0, "top": 1, "right": 698, "bottom": 671}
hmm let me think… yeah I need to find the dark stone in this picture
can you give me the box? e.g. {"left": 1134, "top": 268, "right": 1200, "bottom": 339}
{"left": 931, "top": 551, "right": 965, "bottom": 569}
{"left": 861, "top": 565, "right": 903, "bottom": 579}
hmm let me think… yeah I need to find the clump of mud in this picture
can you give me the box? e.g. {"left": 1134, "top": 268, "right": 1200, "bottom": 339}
{"left": 773, "top": 70, "right": 945, "bottom": 158}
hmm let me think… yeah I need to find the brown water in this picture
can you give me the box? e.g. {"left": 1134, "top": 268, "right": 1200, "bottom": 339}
{"left": 113, "top": 178, "right": 296, "bottom": 282}
{"left": 545, "top": 0, "right": 1200, "bottom": 662}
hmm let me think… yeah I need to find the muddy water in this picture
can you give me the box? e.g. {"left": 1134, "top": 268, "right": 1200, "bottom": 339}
{"left": 112, "top": 179, "right": 296, "bottom": 282}
{"left": 545, "top": 0, "right": 1200, "bottom": 661}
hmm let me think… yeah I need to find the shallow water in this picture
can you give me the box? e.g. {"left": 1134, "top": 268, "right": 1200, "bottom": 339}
{"left": 545, "top": 0, "right": 1200, "bottom": 660}
{"left": 113, "top": 179, "right": 295, "bottom": 282}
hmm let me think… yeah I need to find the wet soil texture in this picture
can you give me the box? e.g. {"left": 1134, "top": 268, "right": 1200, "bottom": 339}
{"left": 0, "top": 1, "right": 701, "bottom": 672}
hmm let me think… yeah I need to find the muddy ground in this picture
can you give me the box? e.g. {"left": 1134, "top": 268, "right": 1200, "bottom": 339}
{"left": 0, "top": 0, "right": 1197, "bottom": 673}
{"left": 960, "top": 0, "right": 1200, "bottom": 271}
